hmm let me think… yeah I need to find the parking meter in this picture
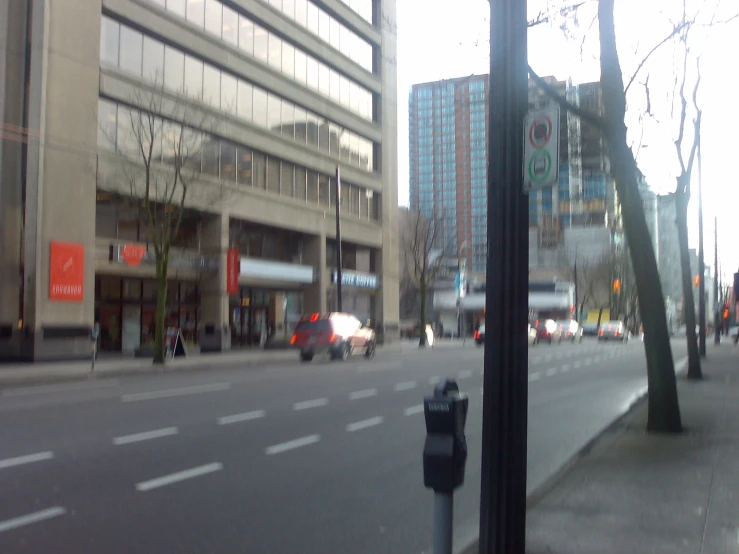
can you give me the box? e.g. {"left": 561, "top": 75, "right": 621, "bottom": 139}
{"left": 423, "top": 379, "right": 469, "bottom": 493}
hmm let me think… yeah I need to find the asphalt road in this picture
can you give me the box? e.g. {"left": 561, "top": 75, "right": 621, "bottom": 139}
{"left": 0, "top": 338, "right": 686, "bottom": 554}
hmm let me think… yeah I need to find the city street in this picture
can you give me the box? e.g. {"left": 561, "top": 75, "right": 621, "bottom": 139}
{"left": 0, "top": 339, "right": 685, "bottom": 554}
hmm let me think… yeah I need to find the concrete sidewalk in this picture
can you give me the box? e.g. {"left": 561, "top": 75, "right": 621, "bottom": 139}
{"left": 0, "top": 341, "right": 410, "bottom": 388}
{"left": 523, "top": 342, "right": 739, "bottom": 554}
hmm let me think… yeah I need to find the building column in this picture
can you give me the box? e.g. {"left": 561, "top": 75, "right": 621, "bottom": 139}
{"left": 199, "top": 213, "right": 230, "bottom": 352}
{"left": 303, "top": 230, "right": 327, "bottom": 314}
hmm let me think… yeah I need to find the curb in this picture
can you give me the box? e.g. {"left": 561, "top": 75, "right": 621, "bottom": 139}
{"left": 456, "top": 355, "right": 689, "bottom": 554}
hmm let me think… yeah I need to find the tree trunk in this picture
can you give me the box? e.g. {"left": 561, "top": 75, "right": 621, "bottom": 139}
{"left": 599, "top": 0, "right": 681, "bottom": 433}
{"left": 153, "top": 253, "right": 169, "bottom": 365}
{"left": 675, "top": 187, "right": 702, "bottom": 379}
{"left": 419, "top": 278, "right": 428, "bottom": 348}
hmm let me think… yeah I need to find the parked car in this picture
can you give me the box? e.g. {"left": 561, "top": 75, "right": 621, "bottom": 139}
{"left": 598, "top": 320, "right": 628, "bottom": 342}
{"left": 581, "top": 323, "right": 599, "bottom": 337}
{"left": 474, "top": 324, "right": 485, "bottom": 346}
{"left": 535, "top": 319, "right": 562, "bottom": 344}
{"left": 291, "top": 312, "right": 376, "bottom": 362}
{"left": 557, "top": 320, "right": 583, "bottom": 342}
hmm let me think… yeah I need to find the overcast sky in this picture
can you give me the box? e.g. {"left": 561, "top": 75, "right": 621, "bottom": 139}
{"left": 395, "top": 0, "right": 739, "bottom": 279}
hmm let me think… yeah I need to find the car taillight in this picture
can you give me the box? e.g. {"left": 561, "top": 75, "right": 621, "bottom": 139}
{"left": 290, "top": 334, "right": 297, "bottom": 344}
{"left": 329, "top": 333, "right": 336, "bottom": 342}
{"left": 598, "top": 330, "right": 604, "bottom": 336}
{"left": 474, "top": 331, "right": 479, "bottom": 339}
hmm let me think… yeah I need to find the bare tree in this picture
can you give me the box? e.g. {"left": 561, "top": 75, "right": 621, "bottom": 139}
{"left": 572, "top": 254, "right": 611, "bottom": 324}
{"left": 99, "top": 80, "right": 223, "bottom": 364}
{"left": 401, "top": 210, "right": 444, "bottom": 347}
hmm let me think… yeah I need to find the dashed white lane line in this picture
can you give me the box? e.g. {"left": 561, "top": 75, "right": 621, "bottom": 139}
{"left": 561, "top": 364, "right": 571, "bottom": 373}
{"left": 0, "top": 451, "right": 54, "bottom": 471}
{"left": 121, "top": 383, "right": 231, "bottom": 402}
{"left": 458, "top": 369, "right": 473, "bottom": 379}
{"left": 349, "top": 388, "right": 378, "bottom": 400}
{"left": 0, "top": 507, "right": 67, "bottom": 534}
{"left": 394, "top": 381, "right": 417, "bottom": 392}
{"left": 293, "top": 398, "right": 328, "bottom": 411}
{"left": 404, "top": 404, "right": 425, "bottom": 416}
{"left": 574, "top": 361, "right": 582, "bottom": 369}
{"left": 135, "top": 463, "right": 223, "bottom": 492}
{"left": 546, "top": 368, "right": 558, "bottom": 377}
{"left": 266, "top": 434, "right": 320, "bottom": 455}
{"left": 429, "top": 376, "right": 442, "bottom": 385}
{"left": 346, "top": 416, "right": 384, "bottom": 432}
{"left": 2, "top": 379, "right": 119, "bottom": 397}
{"left": 113, "top": 427, "right": 178, "bottom": 446}
{"left": 529, "top": 372, "right": 542, "bottom": 382}
{"left": 217, "top": 410, "right": 266, "bottom": 425}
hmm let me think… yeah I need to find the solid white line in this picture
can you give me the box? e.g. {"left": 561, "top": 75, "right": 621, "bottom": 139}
{"left": 346, "top": 416, "right": 384, "bottom": 432}
{"left": 546, "top": 368, "right": 558, "bottom": 377}
{"left": 266, "top": 434, "right": 320, "bottom": 455}
{"left": 121, "top": 383, "right": 231, "bottom": 402}
{"left": 349, "top": 388, "right": 378, "bottom": 400}
{"left": 529, "top": 372, "right": 541, "bottom": 382}
{"left": 404, "top": 404, "right": 425, "bottom": 416}
{"left": 0, "top": 451, "right": 54, "bottom": 470}
{"left": 0, "top": 507, "right": 66, "bottom": 534}
{"left": 113, "top": 427, "right": 178, "bottom": 446}
{"left": 136, "top": 462, "right": 223, "bottom": 492}
{"left": 293, "top": 398, "right": 328, "bottom": 411}
{"left": 217, "top": 410, "right": 266, "bottom": 425}
{"left": 2, "top": 379, "right": 119, "bottom": 397}
{"left": 429, "top": 376, "right": 441, "bottom": 385}
{"left": 458, "top": 370, "right": 473, "bottom": 379}
{"left": 394, "top": 381, "right": 417, "bottom": 392}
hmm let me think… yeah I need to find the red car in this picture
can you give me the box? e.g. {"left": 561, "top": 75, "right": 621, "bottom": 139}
{"left": 291, "top": 313, "right": 376, "bottom": 362}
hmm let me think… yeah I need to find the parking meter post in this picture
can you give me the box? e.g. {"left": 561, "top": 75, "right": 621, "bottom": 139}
{"left": 423, "top": 379, "right": 469, "bottom": 554}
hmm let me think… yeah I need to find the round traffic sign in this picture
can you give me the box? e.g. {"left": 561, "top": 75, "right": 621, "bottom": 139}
{"left": 528, "top": 115, "right": 552, "bottom": 149}
{"left": 528, "top": 150, "right": 552, "bottom": 184}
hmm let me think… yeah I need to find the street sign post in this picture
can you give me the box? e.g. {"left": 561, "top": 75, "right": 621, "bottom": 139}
{"left": 523, "top": 106, "right": 560, "bottom": 193}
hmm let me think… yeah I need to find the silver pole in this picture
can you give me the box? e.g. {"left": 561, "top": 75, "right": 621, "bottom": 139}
{"left": 433, "top": 492, "right": 453, "bottom": 554}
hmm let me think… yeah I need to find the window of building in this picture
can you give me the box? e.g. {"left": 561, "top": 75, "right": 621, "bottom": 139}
{"left": 100, "top": 17, "right": 119, "bottom": 66}
{"left": 186, "top": 0, "right": 205, "bottom": 27}
{"left": 119, "top": 26, "right": 143, "bottom": 76}
{"left": 237, "top": 146, "right": 253, "bottom": 186}
{"left": 203, "top": 64, "right": 221, "bottom": 108}
{"left": 184, "top": 55, "right": 204, "bottom": 98}
{"left": 253, "top": 24, "right": 269, "bottom": 63}
{"left": 220, "top": 140, "right": 237, "bottom": 182}
{"left": 222, "top": 5, "right": 238, "bottom": 45}
{"left": 204, "top": 0, "right": 222, "bottom": 36}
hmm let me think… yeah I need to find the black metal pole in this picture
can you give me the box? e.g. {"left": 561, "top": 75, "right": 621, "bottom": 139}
{"left": 698, "top": 133, "right": 706, "bottom": 357}
{"left": 479, "top": 0, "right": 528, "bottom": 551}
{"left": 335, "top": 166, "right": 343, "bottom": 312}
{"left": 714, "top": 216, "right": 720, "bottom": 344}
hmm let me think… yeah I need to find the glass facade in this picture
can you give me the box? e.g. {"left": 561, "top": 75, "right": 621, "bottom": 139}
{"left": 100, "top": 17, "right": 374, "bottom": 171}
{"left": 262, "top": 0, "right": 373, "bottom": 70}
{"left": 141, "top": 0, "right": 374, "bottom": 118}
{"left": 98, "top": 98, "right": 381, "bottom": 221}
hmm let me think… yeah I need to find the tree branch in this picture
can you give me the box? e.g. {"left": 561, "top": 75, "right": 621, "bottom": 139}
{"left": 528, "top": 65, "right": 605, "bottom": 131}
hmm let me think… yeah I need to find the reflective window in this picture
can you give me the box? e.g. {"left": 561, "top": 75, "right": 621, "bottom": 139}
{"left": 220, "top": 140, "right": 237, "bottom": 182}
{"left": 253, "top": 152, "right": 266, "bottom": 189}
{"left": 294, "top": 166, "right": 307, "bottom": 200}
{"left": 318, "top": 64, "right": 329, "bottom": 96}
{"left": 307, "top": 170, "right": 319, "bottom": 203}
{"left": 115, "top": 106, "right": 138, "bottom": 156}
{"left": 119, "top": 26, "right": 143, "bottom": 76}
{"left": 237, "top": 81, "right": 253, "bottom": 121}
{"left": 164, "top": 46, "right": 185, "bottom": 91}
{"left": 237, "top": 146, "right": 253, "bottom": 186}
{"left": 184, "top": 55, "right": 204, "bottom": 98}
{"left": 294, "top": 107, "right": 307, "bottom": 144}
{"left": 307, "top": 3, "right": 319, "bottom": 34}
{"left": 268, "top": 34, "right": 281, "bottom": 68}
{"left": 266, "top": 94, "right": 281, "bottom": 132}
{"left": 318, "top": 122, "right": 329, "bottom": 153}
{"left": 329, "top": 17, "right": 340, "bottom": 50}
{"left": 143, "top": 36, "right": 164, "bottom": 83}
{"left": 182, "top": 128, "right": 202, "bottom": 171}
{"left": 295, "top": 0, "right": 308, "bottom": 26}
{"left": 294, "top": 50, "right": 307, "bottom": 85}
{"left": 162, "top": 121, "right": 181, "bottom": 164}
{"left": 221, "top": 73, "right": 237, "bottom": 115}
{"left": 319, "top": 174, "right": 331, "bottom": 206}
{"left": 100, "top": 17, "right": 119, "bottom": 66}
{"left": 167, "top": 0, "right": 186, "bottom": 17}
{"left": 282, "top": 0, "right": 295, "bottom": 19}
{"left": 222, "top": 5, "right": 238, "bottom": 45}
{"left": 203, "top": 64, "right": 221, "bottom": 108}
{"left": 306, "top": 57, "right": 318, "bottom": 90}
{"left": 318, "top": 11, "right": 330, "bottom": 43}
{"left": 204, "top": 0, "right": 222, "bottom": 36}
{"left": 329, "top": 124, "right": 341, "bottom": 156}
{"left": 238, "top": 16, "right": 254, "bottom": 54}
{"left": 307, "top": 113, "right": 319, "bottom": 147}
{"left": 329, "top": 69, "right": 340, "bottom": 102}
{"left": 280, "top": 161, "right": 294, "bottom": 196}
{"left": 186, "top": 0, "right": 205, "bottom": 28}
{"left": 267, "top": 157, "right": 280, "bottom": 194}
{"left": 253, "top": 25, "right": 269, "bottom": 63}
{"left": 202, "top": 138, "right": 220, "bottom": 177}
{"left": 281, "top": 42, "right": 295, "bottom": 78}
{"left": 97, "top": 99, "right": 117, "bottom": 150}
{"left": 281, "top": 102, "right": 294, "bottom": 139}
{"left": 253, "top": 88, "right": 268, "bottom": 127}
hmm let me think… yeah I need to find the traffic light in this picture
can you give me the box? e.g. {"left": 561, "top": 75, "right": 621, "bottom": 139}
{"left": 723, "top": 307, "right": 730, "bottom": 320}
{"left": 612, "top": 279, "right": 621, "bottom": 293}
{"left": 693, "top": 274, "right": 700, "bottom": 287}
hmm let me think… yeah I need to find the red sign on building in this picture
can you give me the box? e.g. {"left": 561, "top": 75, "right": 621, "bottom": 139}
{"left": 49, "top": 241, "right": 84, "bottom": 302}
{"left": 227, "top": 247, "right": 240, "bottom": 295}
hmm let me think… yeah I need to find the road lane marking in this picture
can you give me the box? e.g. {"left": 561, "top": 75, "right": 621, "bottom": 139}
{"left": 346, "top": 416, "right": 384, "bottom": 432}
{"left": 135, "top": 463, "right": 223, "bottom": 492}
{"left": 561, "top": 364, "right": 571, "bottom": 373}
{"left": 458, "top": 370, "right": 473, "bottom": 379}
{"left": 0, "top": 507, "right": 66, "bottom": 534}
{"left": 546, "top": 368, "right": 557, "bottom": 377}
{"left": 529, "top": 372, "right": 541, "bottom": 382}
{"left": 429, "top": 376, "right": 441, "bottom": 385}
{"left": 349, "top": 388, "right": 378, "bottom": 400}
{"left": 293, "top": 398, "right": 328, "bottom": 411}
{"left": 404, "top": 404, "right": 425, "bottom": 416}
{"left": 217, "top": 410, "right": 265, "bottom": 425}
{"left": 555, "top": 353, "right": 565, "bottom": 359}
{"left": 583, "top": 358, "right": 593, "bottom": 366}
{"left": 121, "top": 383, "right": 231, "bottom": 402}
{"left": 2, "top": 379, "right": 119, "bottom": 397}
{"left": 0, "top": 451, "right": 54, "bottom": 471}
{"left": 113, "top": 427, "right": 178, "bottom": 446}
{"left": 574, "top": 361, "right": 582, "bottom": 368}
{"left": 394, "top": 381, "right": 417, "bottom": 392}
{"left": 266, "top": 434, "right": 320, "bottom": 455}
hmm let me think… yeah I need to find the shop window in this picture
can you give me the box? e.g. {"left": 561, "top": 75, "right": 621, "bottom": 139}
{"left": 143, "top": 281, "right": 158, "bottom": 302}
{"left": 181, "top": 283, "right": 199, "bottom": 303}
{"left": 100, "top": 277, "right": 122, "bottom": 300}
{"left": 123, "top": 279, "right": 142, "bottom": 300}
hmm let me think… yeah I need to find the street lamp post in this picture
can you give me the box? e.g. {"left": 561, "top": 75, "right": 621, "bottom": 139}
{"left": 335, "top": 166, "right": 343, "bottom": 312}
